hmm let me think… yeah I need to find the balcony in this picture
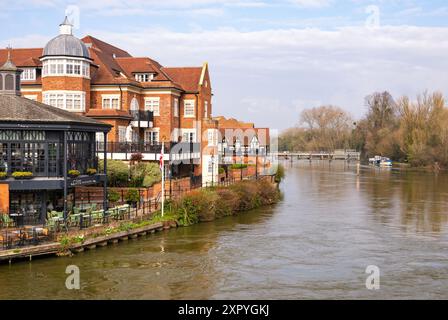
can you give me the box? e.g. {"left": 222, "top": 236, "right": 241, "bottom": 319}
{"left": 130, "top": 110, "right": 154, "bottom": 128}
{"left": 96, "top": 142, "right": 201, "bottom": 161}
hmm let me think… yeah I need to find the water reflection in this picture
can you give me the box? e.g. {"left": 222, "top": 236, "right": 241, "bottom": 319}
{"left": 1, "top": 162, "right": 448, "bottom": 299}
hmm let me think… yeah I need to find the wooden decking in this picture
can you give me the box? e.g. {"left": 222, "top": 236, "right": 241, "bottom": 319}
{"left": 0, "top": 221, "right": 169, "bottom": 264}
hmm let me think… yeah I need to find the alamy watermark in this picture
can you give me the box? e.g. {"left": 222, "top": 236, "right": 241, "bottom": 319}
{"left": 65, "top": 265, "right": 80, "bottom": 290}
{"left": 365, "top": 265, "right": 380, "bottom": 290}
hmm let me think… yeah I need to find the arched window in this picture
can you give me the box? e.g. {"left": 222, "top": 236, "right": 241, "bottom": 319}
{"left": 130, "top": 97, "right": 139, "bottom": 111}
{"left": 5, "top": 74, "right": 14, "bottom": 90}
{"left": 0, "top": 74, "right": 3, "bottom": 90}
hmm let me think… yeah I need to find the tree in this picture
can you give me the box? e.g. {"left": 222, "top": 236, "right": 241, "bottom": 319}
{"left": 299, "top": 105, "right": 353, "bottom": 151}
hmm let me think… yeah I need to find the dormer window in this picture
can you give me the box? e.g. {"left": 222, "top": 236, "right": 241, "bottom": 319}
{"left": 135, "top": 73, "right": 154, "bottom": 82}
{"left": 20, "top": 68, "right": 36, "bottom": 81}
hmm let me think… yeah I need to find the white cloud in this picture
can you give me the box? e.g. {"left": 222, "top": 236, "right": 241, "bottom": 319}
{"left": 289, "top": 0, "right": 333, "bottom": 8}
{"left": 4, "top": 21, "right": 448, "bottom": 130}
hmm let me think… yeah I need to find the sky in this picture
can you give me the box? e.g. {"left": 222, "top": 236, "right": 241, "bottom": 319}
{"left": 2, "top": 0, "right": 448, "bottom": 131}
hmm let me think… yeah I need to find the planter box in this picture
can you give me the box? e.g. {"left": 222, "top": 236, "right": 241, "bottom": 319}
{"left": 13, "top": 176, "right": 33, "bottom": 180}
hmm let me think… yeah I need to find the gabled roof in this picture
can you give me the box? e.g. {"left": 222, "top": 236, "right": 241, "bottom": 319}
{"left": 0, "top": 94, "right": 110, "bottom": 130}
{"left": 0, "top": 36, "right": 207, "bottom": 92}
{"left": 162, "top": 67, "right": 203, "bottom": 92}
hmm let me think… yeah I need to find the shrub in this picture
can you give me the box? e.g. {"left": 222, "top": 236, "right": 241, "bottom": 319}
{"left": 215, "top": 188, "right": 238, "bottom": 218}
{"left": 274, "top": 164, "right": 285, "bottom": 183}
{"left": 99, "top": 160, "right": 129, "bottom": 187}
{"left": 130, "top": 153, "right": 143, "bottom": 162}
{"left": 86, "top": 168, "right": 97, "bottom": 175}
{"left": 108, "top": 190, "right": 120, "bottom": 203}
{"left": 125, "top": 189, "right": 140, "bottom": 204}
{"left": 68, "top": 170, "right": 80, "bottom": 177}
{"left": 130, "top": 162, "right": 162, "bottom": 188}
{"left": 0, "top": 172, "right": 6, "bottom": 179}
{"left": 12, "top": 171, "right": 33, "bottom": 178}
{"left": 230, "top": 181, "right": 261, "bottom": 211}
{"left": 219, "top": 167, "right": 225, "bottom": 175}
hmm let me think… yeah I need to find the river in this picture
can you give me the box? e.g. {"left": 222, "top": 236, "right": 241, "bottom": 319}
{"left": 1, "top": 161, "right": 448, "bottom": 299}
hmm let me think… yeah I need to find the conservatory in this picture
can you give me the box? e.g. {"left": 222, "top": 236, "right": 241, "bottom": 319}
{"left": 0, "top": 56, "right": 111, "bottom": 225}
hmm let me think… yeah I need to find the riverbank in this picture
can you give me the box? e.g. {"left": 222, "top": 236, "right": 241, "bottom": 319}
{"left": 0, "top": 178, "right": 281, "bottom": 264}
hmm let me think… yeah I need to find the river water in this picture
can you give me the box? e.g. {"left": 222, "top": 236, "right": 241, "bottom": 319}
{"left": 1, "top": 161, "right": 448, "bottom": 299}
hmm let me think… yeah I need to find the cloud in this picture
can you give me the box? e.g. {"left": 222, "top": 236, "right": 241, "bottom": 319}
{"left": 3, "top": 4, "right": 448, "bottom": 130}
{"left": 289, "top": 0, "right": 333, "bottom": 8}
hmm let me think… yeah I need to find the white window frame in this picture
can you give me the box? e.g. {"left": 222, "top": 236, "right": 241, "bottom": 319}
{"left": 144, "top": 128, "right": 160, "bottom": 144}
{"left": 135, "top": 73, "right": 154, "bottom": 82}
{"left": 173, "top": 98, "right": 179, "bottom": 118}
{"left": 43, "top": 91, "right": 86, "bottom": 112}
{"left": 145, "top": 97, "right": 160, "bottom": 116}
{"left": 181, "top": 129, "right": 197, "bottom": 143}
{"left": 184, "top": 100, "right": 195, "bottom": 118}
{"left": 102, "top": 95, "right": 121, "bottom": 110}
{"left": 204, "top": 101, "right": 208, "bottom": 119}
{"left": 42, "top": 58, "right": 90, "bottom": 79}
{"left": 118, "top": 126, "right": 127, "bottom": 143}
{"left": 20, "top": 68, "right": 36, "bottom": 81}
{"left": 207, "top": 129, "right": 218, "bottom": 146}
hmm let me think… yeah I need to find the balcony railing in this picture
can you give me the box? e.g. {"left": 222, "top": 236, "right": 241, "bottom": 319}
{"left": 219, "top": 145, "right": 269, "bottom": 157}
{"left": 97, "top": 142, "right": 200, "bottom": 155}
{"left": 130, "top": 110, "right": 154, "bottom": 123}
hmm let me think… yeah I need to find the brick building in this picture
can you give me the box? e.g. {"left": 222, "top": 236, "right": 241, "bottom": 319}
{"left": 0, "top": 18, "right": 269, "bottom": 186}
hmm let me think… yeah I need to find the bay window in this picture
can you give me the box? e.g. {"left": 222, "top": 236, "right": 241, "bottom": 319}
{"left": 42, "top": 59, "right": 90, "bottom": 78}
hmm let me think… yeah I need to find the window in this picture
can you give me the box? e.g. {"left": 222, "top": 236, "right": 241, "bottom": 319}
{"left": 145, "top": 129, "right": 159, "bottom": 144}
{"left": 43, "top": 91, "right": 86, "bottom": 112}
{"left": 204, "top": 101, "right": 208, "bottom": 118}
{"left": 182, "top": 130, "right": 196, "bottom": 143}
{"left": 21, "top": 68, "right": 36, "bottom": 81}
{"left": 184, "top": 100, "right": 195, "bottom": 118}
{"left": 118, "top": 126, "right": 127, "bottom": 143}
{"left": 42, "top": 59, "right": 90, "bottom": 78}
{"left": 208, "top": 129, "right": 217, "bottom": 146}
{"left": 173, "top": 98, "right": 179, "bottom": 117}
{"left": 145, "top": 97, "right": 160, "bottom": 116}
{"left": 102, "top": 95, "right": 120, "bottom": 109}
{"left": 5, "top": 74, "right": 14, "bottom": 90}
{"left": 135, "top": 73, "right": 154, "bottom": 82}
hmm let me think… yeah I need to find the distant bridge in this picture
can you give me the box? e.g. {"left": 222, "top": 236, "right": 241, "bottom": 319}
{"left": 272, "top": 149, "right": 361, "bottom": 161}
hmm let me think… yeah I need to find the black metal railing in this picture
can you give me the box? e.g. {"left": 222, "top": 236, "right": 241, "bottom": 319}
{"left": 130, "top": 110, "right": 154, "bottom": 122}
{"left": 219, "top": 145, "right": 269, "bottom": 157}
{"left": 96, "top": 142, "right": 200, "bottom": 155}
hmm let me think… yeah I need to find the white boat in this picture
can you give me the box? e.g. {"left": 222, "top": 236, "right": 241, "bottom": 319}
{"left": 369, "top": 156, "right": 392, "bottom": 167}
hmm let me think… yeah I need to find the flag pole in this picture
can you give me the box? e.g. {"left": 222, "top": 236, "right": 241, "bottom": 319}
{"left": 161, "top": 142, "right": 165, "bottom": 217}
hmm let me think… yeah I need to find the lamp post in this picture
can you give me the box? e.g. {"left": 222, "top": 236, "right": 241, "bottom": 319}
{"left": 240, "top": 150, "right": 244, "bottom": 181}
{"left": 255, "top": 148, "right": 259, "bottom": 180}
{"left": 211, "top": 153, "right": 215, "bottom": 187}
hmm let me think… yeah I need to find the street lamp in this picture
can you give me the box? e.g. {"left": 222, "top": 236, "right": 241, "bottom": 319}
{"left": 211, "top": 153, "right": 215, "bottom": 187}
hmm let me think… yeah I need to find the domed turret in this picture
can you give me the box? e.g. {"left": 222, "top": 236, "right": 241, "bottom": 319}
{"left": 40, "top": 18, "right": 92, "bottom": 113}
{"left": 43, "top": 17, "right": 90, "bottom": 59}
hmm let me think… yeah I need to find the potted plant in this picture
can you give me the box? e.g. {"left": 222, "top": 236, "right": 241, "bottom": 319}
{"left": 12, "top": 171, "right": 33, "bottom": 180}
{"left": 86, "top": 168, "right": 97, "bottom": 176}
{"left": 68, "top": 170, "right": 80, "bottom": 178}
{"left": 0, "top": 172, "right": 7, "bottom": 180}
